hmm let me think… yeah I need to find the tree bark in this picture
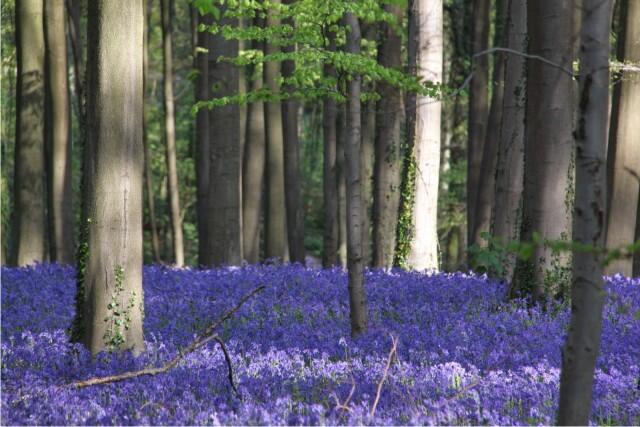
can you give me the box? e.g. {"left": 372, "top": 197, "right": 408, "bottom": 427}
{"left": 557, "top": 0, "right": 611, "bottom": 423}
{"left": 605, "top": 0, "right": 639, "bottom": 277}
{"left": 264, "top": 0, "right": 287, "bottom": 261}
{"left": 406, "top": 0, "right": 443, "bottom": 271}
{"left": 11, "top": 0, "right": 46, "bottom": 266}
{"left": 493, "top": 0, "right": 526, "bottom": 283}
{"left": 281, "top": 0, "right": 305, "bottom": 264}
{"left": 79, "top": 0, "right": 145, "bottom": 355}
{"left": 466, "top": 0, "right": 491, "bottom": 248}
{"left": 242, "top": 16, "right": 266, "bottom": 265}
{"left": 66, "top": 0, "right": 84, "bottom": 122}
{"left": 337, "top": 103, "right": 348, "bottom": 267}
{"left": 160, "top": 0, "right": 184, "bottom": 267}
{"left": 205, "top": 6, "right": 242, "bottom": 266}
{"left": 343, "top": 11, "right": 367, "bottom": 337}
{"left": 44, "top": 0, "right": 74, "bottom": 264}
{"left": 322, "top": 34, "right": 339, "bottom": 267}
{"left": 514, "top": 0, "right": 574, "bottom": 300}
{"left": 372, "top": 3, "right": 405, "bottom": 269}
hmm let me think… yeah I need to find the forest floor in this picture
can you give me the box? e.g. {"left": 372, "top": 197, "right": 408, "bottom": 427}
{"left": 1, "top": 264, "right": 638, "bottom": 425}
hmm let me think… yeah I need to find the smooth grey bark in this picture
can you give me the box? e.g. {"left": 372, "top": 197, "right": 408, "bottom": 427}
{"left": 66, "top": 0, "right": 84, "bottom": 121}
{"left": 12, "top": 0, "right": 46, "bottom": 266}
{"left": 605, "top": 0, "right": 640, "bottom": 277}
{"left": 195, "top": 11, "right": 211, "bottom": 266}
{"left": 407, "top": 0, "right": 443, "bottom": 271}
{"left": 160, "top": 0, "right": 184, "bottom": 267}
{"left": 143, "top": 0, "right": 161, "bottom": 264}
{"left": 322, "top": 34, "right": 339, "bottom": 267}
{"left": 493, "top": 0, "right": 526, "bottom": 283}
{"left": 80, "top": 0, "right": 145, "bottom": 355}
{"left": 264, "top": 0, "right": 287, "bottom": 261}
{"left": 372, "top": 3, "right": 404, "bottom": 269}
{"left": 361, "top": 99, "right": 374, "bottom": 267}
{"left": 514, "top": 0, "right": 574, "bottom": 300}
{"left": 44, "top": 0, "right": 74, "bottom": 264}
{"left": 281, "top": 0, "right": 305, "bottom": 264}
{"left": 205, "top": 6, "right": 242, "bottom": 266}
{"left": 466, "top": 0, "right": 490, "bottom": 248}
{"left": 557, "top": 0, "right": 611, "bottom": 422}
{"left": 343, "top": 11, "right": 367, "bottom": 337}
{"left": 242, "top": 18, "right": 265, "bottom": 265}
{"left": 472, "top": 0, "right": 507, "bottom": 248}
{"left": 337, "top": 104, "right": 348, "bottom": 267}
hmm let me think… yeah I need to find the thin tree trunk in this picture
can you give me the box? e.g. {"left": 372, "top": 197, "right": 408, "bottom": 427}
{"left": 78, "top": 0, "right": 145, "bottom": 355}
{"left": 144, "top": 0, "right": 161, "bottom": 264}
{"left": 205, "top": 6, "right": 242, "bottom": 266}
{"left": 322, "top": 34, "right": 339, "bottom": 267}
{"left": 343, "top": 11, "right": 367, "bottom": 337}
{"left": 242, "top": 16, "right": 265, "bottom": 265}
{"left": 557, "top": 0, "right": 611, "bottom": 422}
{"left": 472, "top": 0, "right": 507, "bottom": 248}
{"left": 11, "top": 0, "right": 46, "bottom": 266}
{"left": 407, "top": 0, "right": 443, "bottom": 271}
{"left": 281, "top": 0, "right": 305, "bottom": 263}
{"left": 372, "top": 3, "right": 404, "bottom": 269}
{"left": 337, "top": 103, "right": 348, "bottom": 267}
{"left": 466, "top": 0, "right": 491, "bottom": 248}
{"left": 160, "top": 0, "right": 184, "bottom": 267}
{"left": 514, "top": 0, "right": 574, "bottom": 300}
{"left": 264, "top": 0, "right": 287, "bottom": 261}
{"left": 195, "top": 11, "right": 211, "bottom": 266}
{"left": 493, "top": 0, "right": 526, "bottom": 283}
{"left": 66, "top": 0, "right": 84, "bottom": 121}
{"left": 44, "top": 0, "right": 74, "bottom": 264}
{"left": 605, "top": 0, "right": 639, "bottom": 277}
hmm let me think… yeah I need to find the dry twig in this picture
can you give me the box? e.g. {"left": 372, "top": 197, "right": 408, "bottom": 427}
{"left": 370, "top": 334, "right": 399, "bottom": 418}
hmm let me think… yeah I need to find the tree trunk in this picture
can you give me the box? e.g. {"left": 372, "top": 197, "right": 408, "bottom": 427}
{"left": 514, "top": 0, "right": 574, "bottom": 300}
{"left": 205, "top": 6, "right": 242, "bottom": 266}
{"left": 78, "top": 0, "right": 145, "bottom": 355}
{"left": 472, "top": 0, "right": 507, "bottom": 248}
{"left": 466, "top": 0, "right": 490, "bottom": 248}
{"left": 343, "top": 11, "right": 367, "bottom": 337}
{"left": 322, "top": 34, "right": 339, "bottom": 267}
{"left": 407, "top": 0, "right": 443, "bottom": 271}
{"left": 144, "top": 0, "right": 161, "bottom": 264}
{"left": 281, "top": 0, "right": 305, "bottom": 264}
{"left": 44, "top": 0, "right": 74, "bottom": 264}
{"left": 264, "top": 0, "right": 287, "bottom": 261}
{"left": 493, "top": 0, "right": 526, "bottom": 283}
{"left": 160, "top": 0, "right": 184, "bottom": 267}
{"left": 195, "top": 11, "right": 211, "bottom": 266}
{"left": 12, "top": 0, "right": 46, "bottom": 266}
{"left": 337, "top": 103, "right": 348, "bottom": 267}
{"left": 557, "top": 0, "right": 611, "bottom": 422}
{"left": 372, "top": 3, "right": 405, "bottom": 269}
{"left": 605, "top": 0, "right": 639, "bottom": 277}
{"left": 242, "top": 16, "right": 265, "bottom": 265}
{"left": 66, "top": 0, "right": 84, "bottom": 121}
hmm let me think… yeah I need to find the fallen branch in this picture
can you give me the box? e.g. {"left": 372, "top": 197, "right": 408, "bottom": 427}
{"left": 447, "top": 377, "right": 481, "bottom": 401}
{"left": 333, "top": 377, "right": 356, "bottom": 413}
{"left": 370, "top": 334, "right": 399, "bottom": 418}
{"left": 69, "top": 285, "right": 265, "bottom": 389}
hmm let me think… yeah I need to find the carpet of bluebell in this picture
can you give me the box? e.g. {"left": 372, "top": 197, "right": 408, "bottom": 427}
{"left": 1, "top": 263, "right": 639, "bottom": 425}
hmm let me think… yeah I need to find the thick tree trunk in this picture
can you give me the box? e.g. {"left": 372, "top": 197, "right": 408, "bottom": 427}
{"left": 372, "top": 3, "right": 404, "bottom": 269}
{"left": 605, "top": 0, "right": 639, "bottom": 277}
{"left": 44, "top": 0, "right": 74, "bottom": 264}
{"left": 281, "top": 0, "right": 305, "bottom": 264}
{"left": 472, "top": 0, "right": 507, "bottom": 248}
{"left": 143, "top": 0, "right": 161, "bottom": 264}
{"left": 160, "top": 0, "right": 184, "bottom": 267}
{"left": 493, "top": 0, "right": 526, "bottom": 283}
{"left": 557, "top": 0, "right": 611, "bottom": 422}
{"left": 514, "top": 0, "right": 574, "bottom": 300}
{"left": 242, "top": 17, "right": 265, "bottom": 265}
{"left": 205, "top": 6, "right": 242, "bottom": 266}
{"left": 79, "top": 0, "right": 145, "bottom": 355}
{"left": 195, "top": 12, "right": 211, "bottom": 266}
{"left": 322, "top": 35, "right": 339, "bottom": 267}
{"left": 337, "top": 104, "right": 348, "bottom": 267}
{"left": 343, "top": 11, "right": 367, "bottom": 337}
{"left": 264, "top": 0, "right": 287, "bottom": 261}
{"left": 406, "top": 0, "right": 443, "bottom": 271}
{"left": 466, "top": 0, "right": 490, "bottom": 248}
{"left": 12, "top": 0, "right": 46, "bottom": 266}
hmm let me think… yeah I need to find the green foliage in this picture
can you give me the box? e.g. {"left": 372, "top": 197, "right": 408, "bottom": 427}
{"left": 103, "top": 265, "right": 136, "bottom": 351}
{"left": 394, "top": 151, "right": 415, "bottom": 269}
{"left": 70, "top": 218, "right": 91, "bottom": 342}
